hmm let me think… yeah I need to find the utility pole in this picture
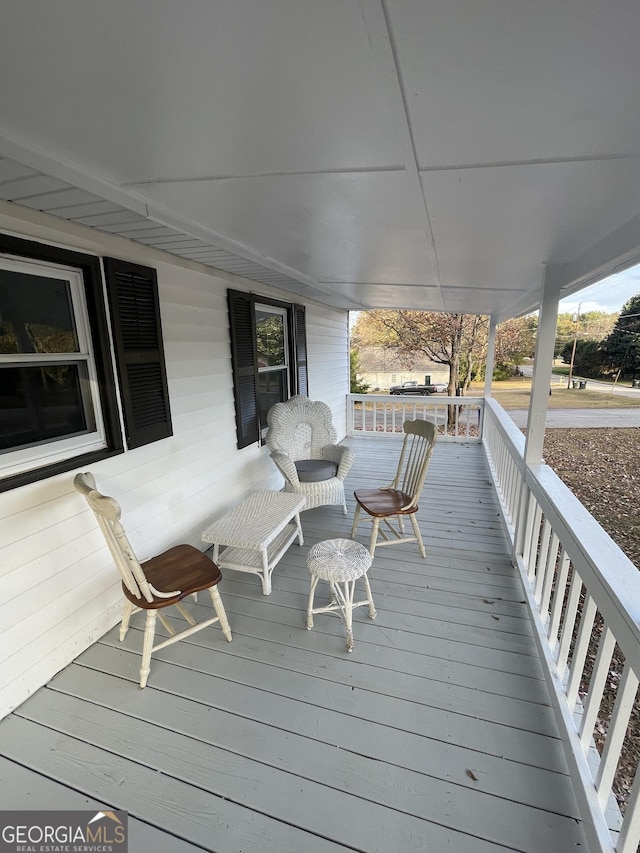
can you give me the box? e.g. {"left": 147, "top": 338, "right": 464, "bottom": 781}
{"left": 567, "top": 304, "right": 581, "bottom": 390}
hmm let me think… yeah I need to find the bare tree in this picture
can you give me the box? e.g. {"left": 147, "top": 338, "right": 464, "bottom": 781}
{"left": 352, "top": 310, "right": 488, "bottom": 395}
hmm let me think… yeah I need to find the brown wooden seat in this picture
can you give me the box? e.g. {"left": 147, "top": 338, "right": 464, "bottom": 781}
{"left": 351, "top": 420, "right": 437, "bottom": 558}
{"left": 74, "top": 472, "right": 232, "bottom": 687}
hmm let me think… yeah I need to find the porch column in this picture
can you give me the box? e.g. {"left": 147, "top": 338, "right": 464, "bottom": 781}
{"left": 524, "top": 265, "right": 562, "bottom": 464}
{"left": 513, "top": 265, "right": 562, "bottom": 560}
{"left": 483, "top": 315, "right": 498, "bottom": 398}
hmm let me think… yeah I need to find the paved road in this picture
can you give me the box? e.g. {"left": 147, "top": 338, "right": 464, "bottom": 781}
{"left": 508, "top": 408, "right": 640, "bottom": 428}
{"left": 520, "top": 364, "right": 640, "bottom": 399}
{"left": 510, "top": 364, "right": 640, "bottom": 427}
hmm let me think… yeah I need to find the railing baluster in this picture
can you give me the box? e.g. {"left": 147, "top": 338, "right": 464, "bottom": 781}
{"left": 540, "top": 532, "right": 560, "bottom": 618}
{"left": 579, "top": 625, "right": 615, "bottom": 749}
{"left": 617, "top": 770, "right": 640, "bottom": 853}
{"left": 566, "top": 593, "right": 597, "bottom": 710}
{"left": 521, "top": 492, "right": 537, "bottom": 577}
{"left": 596, "top": 661, "right": 639, "bottom": 807}
{"left": 547, "top": 549, "right": 570, "bottom": 650}
{"left": 507, "top": 455, "right": 519, "bottom": 524}
{"left": 534, "top": 517, "right": 553, "bottom": 602}
{"left": 556, "top": 567, "right": 582, "bottom": 678}
{"left": 526, "top": 503, "right": 543, "bottom": 581}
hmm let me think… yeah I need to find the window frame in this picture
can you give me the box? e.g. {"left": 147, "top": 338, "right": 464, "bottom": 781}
{"left": 0, "top": 253, "right": 110, "bottom": 477}
{"left": 0, "top": 234, "right": 123, "bottom": 492}
{"left": 255, "top": 302, "right": 290, "bottom": 437}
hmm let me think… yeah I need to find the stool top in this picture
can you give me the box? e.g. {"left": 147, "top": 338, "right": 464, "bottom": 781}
{"left": 307, "top": 537, "right": 372, "bottom": 582}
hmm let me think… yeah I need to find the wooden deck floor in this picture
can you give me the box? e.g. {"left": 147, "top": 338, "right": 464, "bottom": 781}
{"left": 0, "top": 437, "right": 588, "bottom": 852}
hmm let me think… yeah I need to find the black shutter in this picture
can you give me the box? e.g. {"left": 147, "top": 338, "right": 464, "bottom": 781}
{"left": 227, "top": 289, "right": 260, "bottom": 448}
{"left": 104, "top": 257, "right": 172, "bottom": 449}
{"left": 294, "top": 303, "right": 308, "bottom": 396}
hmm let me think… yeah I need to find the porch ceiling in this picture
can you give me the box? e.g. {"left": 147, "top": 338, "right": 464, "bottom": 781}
{"left": 2, "top": 1, "right": 640, "bottom": 320}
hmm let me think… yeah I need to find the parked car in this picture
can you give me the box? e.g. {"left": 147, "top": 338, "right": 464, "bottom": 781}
{"left": 389, "top": 380, "right": 437, "bottom": 396}
{"left": 432, "top": 382, "right": 448, "bottom": 393}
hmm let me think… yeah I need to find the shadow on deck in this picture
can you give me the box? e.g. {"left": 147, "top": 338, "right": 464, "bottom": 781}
{"left": 0, "top": 437, "right": 588, "bottom": 852}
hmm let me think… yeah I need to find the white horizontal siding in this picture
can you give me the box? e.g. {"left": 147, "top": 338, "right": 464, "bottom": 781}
{"left": 307, "top": 305, "right": 349, "bottom": 436}
{"left": 0, "top": 202, "right": 349, "bottom": 718}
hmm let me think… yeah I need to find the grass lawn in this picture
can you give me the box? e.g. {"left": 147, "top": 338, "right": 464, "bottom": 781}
{"left": 472, "top": 377, "right": 640, "bottom": 409}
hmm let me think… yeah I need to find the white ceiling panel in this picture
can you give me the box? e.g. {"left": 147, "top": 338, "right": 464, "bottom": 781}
{"left": 423, "top": 158, "right": 640, "bottom": 314}
{"left": 139, "top": 171, "right": 438, "bottom": 287}
{"left": 316, "top": 283, "right": 444, "bottom": 311}
{"left": 0, "top": 1, "right": 400, "bottom": 182}
{"left": 392, "top": 0, "right": 640, "bottom": 167}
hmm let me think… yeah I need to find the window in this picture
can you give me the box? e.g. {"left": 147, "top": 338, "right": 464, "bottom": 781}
{"left": 0, "top": 234, "right": 172, "bottom": 491}
{"left": 227, "top": 290, "right": 307, "bottom": 448}
{"left": 0, "top": 255, "right": 107, "bottom": 477}
{"left": 256, "top": 304, "right": 289, "bottom": 429}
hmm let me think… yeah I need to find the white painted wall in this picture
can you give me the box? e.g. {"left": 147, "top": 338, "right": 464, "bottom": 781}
{"left": 0, "top": 203, "right": 350, "bottom": 718}
{"left": 307, "top": 309, "right": 350, "bottom": 436}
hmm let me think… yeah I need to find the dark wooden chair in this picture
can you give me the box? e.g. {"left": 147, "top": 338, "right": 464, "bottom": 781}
{"left": 74, "top": 472, "right": 232, "bottom": 687}
{"left": 351, "top": 419, "right": 437, "bottom": 558}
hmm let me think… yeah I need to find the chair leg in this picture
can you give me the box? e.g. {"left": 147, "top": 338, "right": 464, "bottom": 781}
{"left": 306, "top": 575, "right": 320, "bottom": 629}
{"left": 368, "top": 517, "right": 380, "bottom": 558}
{"left": 209, "top": 587, "right": 233, "bottom": 642}
{"left": 410, "top": 513, "right": 426, "bottom": 558}
{"left": 329, "top": 579, "right": 356, "bottom": 652}
{"left": 351, "top": 505, "right": 361, "bottom": 538}
{"left": 361, "top": 571, "right": 377, "bottom": 620}
{"left": 140, "top": 610, "right": 157, "bottom": 688}
{"left": 119, "top": 599, "right": 134, "bottom": 641}
{"left": 260, "top": 550, "right": 272, "bottom": 596}
{"left": 342, "top": 580, "right": 355, "bottom": 652}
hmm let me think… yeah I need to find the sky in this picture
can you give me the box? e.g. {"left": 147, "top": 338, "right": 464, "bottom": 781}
{"left": 559, "top": 264, "right": 640, "bottom": 315}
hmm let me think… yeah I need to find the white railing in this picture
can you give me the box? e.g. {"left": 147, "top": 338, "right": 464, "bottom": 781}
{"left": 347, "top": 393, "right": 484, "bottom": 441}
{"left": 483, "top": 396, "right": 640, "bottom": 853}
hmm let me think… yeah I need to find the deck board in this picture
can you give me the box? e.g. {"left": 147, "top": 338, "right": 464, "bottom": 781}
{"left": 0, "top": 437, "right": 588, "bottom": 852}
{"left": 0, "top": 756, "right": 204, "bottom": 853}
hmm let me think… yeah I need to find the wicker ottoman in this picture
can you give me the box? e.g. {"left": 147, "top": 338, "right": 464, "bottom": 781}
{"left": 306, "top": 537, "right": 377, "bottom": 652}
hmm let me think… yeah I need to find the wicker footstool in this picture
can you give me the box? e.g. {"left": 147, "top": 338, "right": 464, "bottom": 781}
{"left": 306, "top": 538, "right": 377, "bottom": 652}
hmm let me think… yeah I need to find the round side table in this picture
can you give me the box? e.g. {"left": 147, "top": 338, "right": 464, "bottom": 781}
{"left": 306, "top": 537, "right": 377, "bottom": 651}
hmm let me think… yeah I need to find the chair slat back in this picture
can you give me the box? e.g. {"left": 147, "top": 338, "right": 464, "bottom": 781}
{"left": 395, "top": 420, "right": 437, "bottom": 508}
{"left": 266, "top": 396, "right": 338, "bottom": 461}
{"left": 73, "top": 472, "right": 153, "bottom": 602}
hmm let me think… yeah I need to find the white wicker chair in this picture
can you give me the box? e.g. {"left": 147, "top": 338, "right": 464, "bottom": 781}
{"left": 265, "top": 396, "right": 355, "bottom": 513}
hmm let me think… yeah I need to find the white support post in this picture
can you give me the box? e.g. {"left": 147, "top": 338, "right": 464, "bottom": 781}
{"left": 525, "top": 264, "right": 563, "bottom": 465}
{"left": 484, "top": 315, "right": 498, "bottom": 399}
{"left": 514, "top": 265, "right": 562, "bottom": 560}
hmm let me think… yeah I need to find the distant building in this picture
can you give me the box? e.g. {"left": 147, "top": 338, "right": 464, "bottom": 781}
{"left": 355, "top": 347, "right": 449, "bottom": 391}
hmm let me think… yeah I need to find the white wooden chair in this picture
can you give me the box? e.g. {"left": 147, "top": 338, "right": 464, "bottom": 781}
{"left": 74, "top": 472, "right": 232, "bottom": 688}
{"left": 351, "top": 419, "right": 437, "bottom": 558}
{"left": 265, "top": 396, "right": 355, "bottom": 513}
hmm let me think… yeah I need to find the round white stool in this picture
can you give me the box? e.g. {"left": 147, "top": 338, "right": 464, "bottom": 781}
{"left": 306, "top": 538, "right": 377, "bottom": 652}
